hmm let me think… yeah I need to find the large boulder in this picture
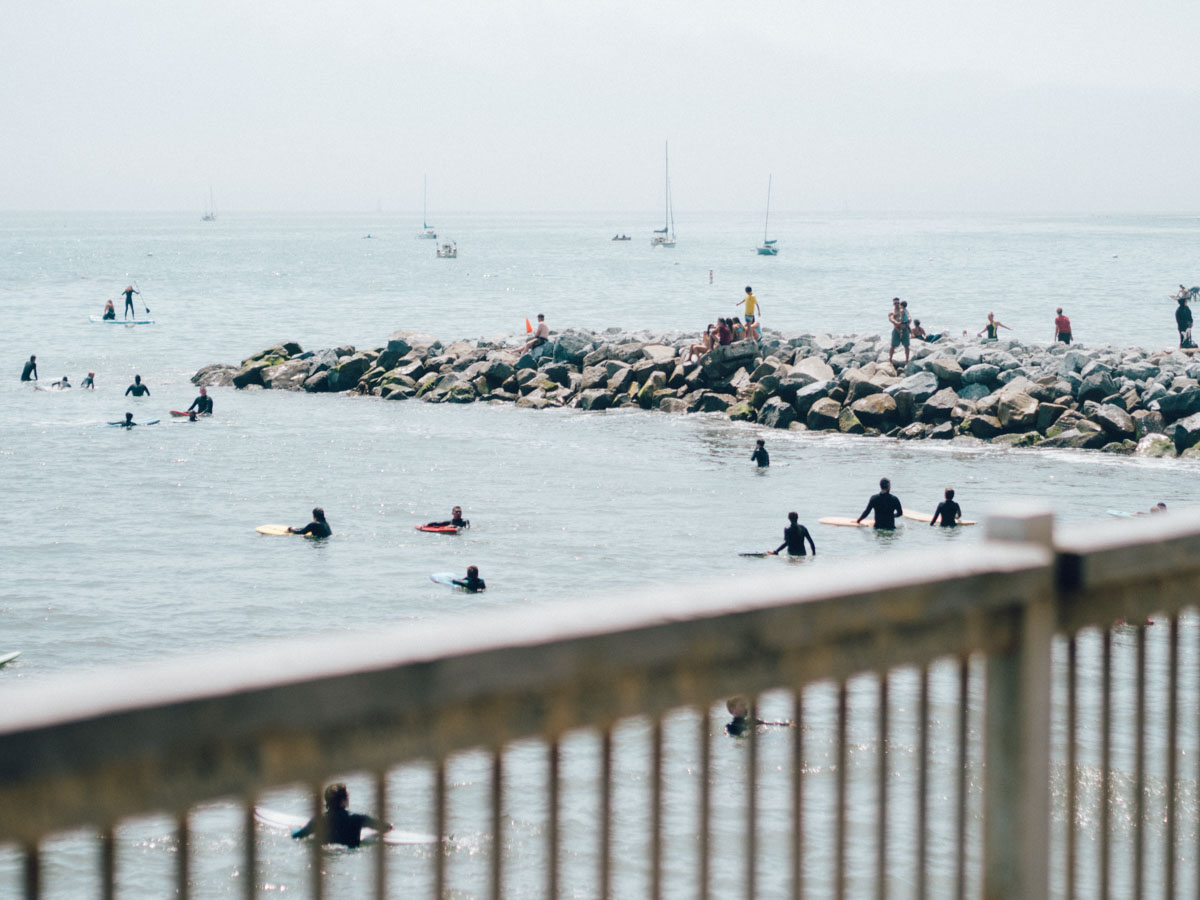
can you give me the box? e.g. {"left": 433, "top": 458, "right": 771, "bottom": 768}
{"left": 1131, "top": 409, "right": 1166, "bottom": 439}
{"left": 792, "top": 381, "right": 834, "bottom": 417}
{"left": 232, "top": 360, "right": 270, "bottom": 389}
{"left": 885, "top": 371, "right": 939, "bottom": 403}
{"left": 927, "top": 357, "right": 964, "bottom": 387}
{"left": 1091, "top": 404, "right": 1136, "bottom": 441}
{"left": 579, "top": 389, "right": 612, "bottom": 411}
{"left": 551, "top": 333, "right": 593, "bottom": 365}
{"left": 1171, "top": 411, "right": 1200, "bottom": 453}
{"left": 261, "top": 358, "right": 312, "bottom": 391}
{"left": 807, "top": 397, "right": 841, "bottom": 430}
{"left": 701, "top": 340, "right": 759, "bottom": 375}
{"left": 850, "top": 393, "right": 898, "bottom": 429}
{"left": 1039, "top": 428, "right": 1108, "bottom": 450}
{"left": 641, "top": 344, "right": 678, "bottom": 366}
{"left": 919, "top": 387, "right": 958, "bottom": 423}
{"left": 1077, "top": 371, "right": 1117, "bottom": 404}
{"left": 698, "top": 393, "right": 736, "bottom": 413}
{"left": 755, "top": 397, "right": 795, "bottom": 429}
{"left": 192, "top": 363, "right": 237, "bottom": 387}
{"left": 1036, "top": 403, "right": 1069, "bottom": 433}
{"left": 962, "top": 364, "right": 1001, "bottom": 386}
{"left": 837, "top": 407, "right": 865, "bottom": 434}
{"left": 996, "top": 392, "right": 1039, "bottom": 432}
{"left": 791, "top": 356, "right": 835, "bottom": 382}
{"left": 327, "top": 352, "right": 375, "bottom": 391}
{"left": 1135, "top": 433, "right": 1176, "bottom": 458}
{"left": 1157, "top": 389, "right": 1200, "bottom": 420}
{"left": 958, "top": 383, "right": 992, "bottom": 402}
{"left": 966, "top": 415, "right": 1004, "bottom": 440}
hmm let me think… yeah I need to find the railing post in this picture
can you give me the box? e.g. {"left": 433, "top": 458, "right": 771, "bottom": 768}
{"left": 982, "top": 507, "right": 1054, "bottom": 900}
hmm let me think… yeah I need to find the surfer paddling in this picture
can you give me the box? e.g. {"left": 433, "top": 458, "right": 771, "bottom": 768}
{"left": 288, "top": 507, "right": 331, "bottom": 538}
{"left": 452, "top": 565, "right": 486, "bottom": 592}
{"left": 292, "top": 783, "right": 392, "bottom": 849}
{"left": 857, "top": 477, "right": 903, "bottom": 530}
{"left": 770, "top": 512, "right": 815, "bottom": 556}
{"left": 426, "top": 506, "right": 469, "bottom": 529}
{"left": 724, "top": 696, "right": 792, "bottom": 737}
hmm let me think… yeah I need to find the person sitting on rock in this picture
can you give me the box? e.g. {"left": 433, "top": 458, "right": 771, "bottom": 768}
{"left": 686, "top": 324, "right": 716, "bottom": 363}
{"left": 731, "top": 317, "right": 746, "bottom": 341}
{"left": 716, "top": 319, "right": 733, "bottom": 346}
{"left": 522, "top": 313, "right": 550, "bottom": 354}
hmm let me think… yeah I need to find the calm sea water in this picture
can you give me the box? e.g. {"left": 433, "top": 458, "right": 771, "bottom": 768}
{"left": 1, "top": 211, "right": 1198, "bottom": 897}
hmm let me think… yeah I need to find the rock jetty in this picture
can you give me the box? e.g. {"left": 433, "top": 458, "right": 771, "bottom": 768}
{"left": 192, "top": 329, "right": 1200, "bottom": 458}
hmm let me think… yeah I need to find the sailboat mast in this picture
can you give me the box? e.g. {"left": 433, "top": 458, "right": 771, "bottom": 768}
{"left": 664, "top": 142, "right": 670, "bottom": 232}
{"left": 423, "top": 175, "right": 428, "bottom": 228}
{"left": 763, "top": 175, "right": 772, "bottom": 240}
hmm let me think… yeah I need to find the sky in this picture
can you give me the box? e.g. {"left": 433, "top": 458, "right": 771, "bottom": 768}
{"left": 2, "top": 0, "right": 1198, "bottom": 213}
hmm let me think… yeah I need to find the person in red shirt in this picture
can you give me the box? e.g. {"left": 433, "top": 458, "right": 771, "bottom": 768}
{"left": 1054, "top": 308, "right": 1072, "bottom": 345}
{"left": 716, "top": 319, "right": 733, "bottom": 345}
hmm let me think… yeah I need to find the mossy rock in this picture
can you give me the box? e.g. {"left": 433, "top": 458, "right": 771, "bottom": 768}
{"left": 728, "top": 402, "right": 756, "bottom": 421}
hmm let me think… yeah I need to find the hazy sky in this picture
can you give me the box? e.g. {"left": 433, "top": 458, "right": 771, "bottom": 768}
{"left": 4, "top": 0, "right": 1198, "bottom": 213}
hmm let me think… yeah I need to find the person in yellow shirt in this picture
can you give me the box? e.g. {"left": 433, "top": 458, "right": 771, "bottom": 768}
{"left": 736, "top": 286, "right": 762, "bottom": 339}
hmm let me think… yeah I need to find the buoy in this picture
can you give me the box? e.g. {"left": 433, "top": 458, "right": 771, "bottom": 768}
{"left": 525, "top": 317, "right": 533, "bottom": 333}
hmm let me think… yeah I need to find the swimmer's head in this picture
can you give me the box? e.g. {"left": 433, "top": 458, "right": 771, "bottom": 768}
{"left": 945, "top": 488, "right": 955, "bottom": 500}
{"left": 880, "top": 477, "right": 891, "bottom": 491}
{"left": 313, "top": 507, "right": 326, "bottom": 521}
{"left": 726, "top": 696, "right": 749, "bottom": 718}
{"left": 467, "top": 565, "right": 479, "bottom": 578}
{"left": 323, "top": 783, "right": 349, "bottom": 810}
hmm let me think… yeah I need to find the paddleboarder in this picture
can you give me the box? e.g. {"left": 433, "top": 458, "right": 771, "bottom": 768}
{"left": 930, "top": 488, "right": 963, "bottom": 527}
{"left": 857, "top": 478, "right": 903, "bottom": 530}
{"left": 292, "top": 783, "right": 391, "bottom": 849}
{"left": 770, "top": 511, "right": 815, "bottom": 556}
{"left": 426, "top": 506, "right": 469, "bottom": 529}
{"left": 20, "top": 355, "right": 37, "bottom": 382}
{"left": 288, "top": 507, "right": 331, "bottom": 538}
{"left": 102, "top": 299, "right": 116, "bottom": 320}
{"left": 125, "top": 375, "right": 150, "bottom": 397}
{"left": 186, "top": 386, "right": 213, "bottom": 415}
{"left": 452, "top": 565, "right": 486, "bottom": 592}
{"left": 121, "top": 285, "right": 140, "bottom": 319}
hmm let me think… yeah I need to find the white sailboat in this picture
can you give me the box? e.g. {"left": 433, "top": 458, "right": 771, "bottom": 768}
{"left": 417, "top": 176, "right": 436, "bottom": 239}
{"left": 201, "top": 186, "right": 216, "bottom": 222}
{"left": 651, "top": 142, "right": 676, "bottom": 248}
{"left": 756, "top": 175, "right": 778, "bottom": 256}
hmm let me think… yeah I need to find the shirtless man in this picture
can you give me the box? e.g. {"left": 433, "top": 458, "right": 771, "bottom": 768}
{"left": 522, "top": 314, "right": 550, "bottom": 353}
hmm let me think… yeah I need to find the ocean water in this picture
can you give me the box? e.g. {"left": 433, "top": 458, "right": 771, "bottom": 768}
{"left": 1, "top": 211, "right": 1198, "bottom": 897}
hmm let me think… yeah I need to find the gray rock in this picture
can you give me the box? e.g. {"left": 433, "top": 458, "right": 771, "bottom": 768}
{"left": 579, "top": 389, "right": 612, "bottom": 411}
{"left": 261, "top": 358, "right": 312, "bottom": 391}
{"left": 980, "top": 350, "right": 1020, "bottom": 370}
{"left": 791, "top": 356, "right": 836, "bottom": 382}
{"left": 698, "top": 392, "right": 736, "bottom": 413}
{"left": 996, "top": 392, "right": 1039, "bottom": 431}
{"left": 962, "top": 364, "right": 1001, "bottom": 385}
{"left": 542, "top": 363, "right": 572, "bottom": 387}
{"left": 919, "top": 387, "right": 958, "bottom": 423}
{"left": 1131, "top": 409, "right": 1166, "bottom": 439}
{"left": 885, "top": 371, "right": 939, "bottom": 403}
{"left": 928, "top": 358, "right": 966, "bottom": 386}
{"left": 658, "top": 397, "right": 688, "bottom": 413}
{"left": 192, "top": 363, "right": 237, "bottom": 387}
{"left": 1172, "top": 411, "right": 1200, "bottom": 452}
{"left": 641, "top": 344, "right": 677, "bottom": 365}
{"left": 838, "top": 407, "right": 866, "bottom": 434}
{"left": 807, "top": 397, "right": 841, "bottom": 430}
{"left": 851, "top": 393, "right": 898, "bottom": 429}
{"left": 1036, "top": 403, "right": 1068, "bottom": 433}
{"left": 1135, "top": 433, "right": 1176, "bottom": 458}
{"left": 957, "top": 383, "right": 992, "bottom": 401}
{"left": 928, "top": 422, "right": 956, "bottom": 440}
{"left": 1091, "top": 404, "right": 1136, "bottom": 441}
{"left": 1059, "top": 349, "right": 1090, "bottom": 374}
{"left": 898, "top": 422, "right": 927, "bottom": 440}
{"left": 958, "top": 346, "right": 984, "bottom": 368}
{"left": 792, "top": 381, "right": 834, "bottom": 417}
{"left": 302, "top": 370, "right": 331, "bottom": 393}
{"left": 232, "top": 360, "right": 270, "bottom": 389}
{"left": 758, "top": 397, "right": 797, "bottom": 429}
{"left": 1039, "top": 428, "right": 1109, "bottom": 450}
{"left": 1157, "top": 389, "right": 1200, "bottom": 420}
{"left": 552, "top": 333, "right": 593, "bottom": 365}
{"left": 966, "top": 415, "right": 1003, "bottom": 439}
{"left": 1077, "top": 371, "right": 1117, "bottom": 403}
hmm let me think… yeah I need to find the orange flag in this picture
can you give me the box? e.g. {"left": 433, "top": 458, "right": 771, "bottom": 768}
{"left": 525, "top": 317, "right": 533, "bottom": 333}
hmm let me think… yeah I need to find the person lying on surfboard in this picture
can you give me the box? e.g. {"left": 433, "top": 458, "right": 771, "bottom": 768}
{"left": 930, "top": 488, "right": 962, "bottom": 527}
{"left": 724, "top": 696, "right": 793, "bottom": 737}
{"left": 452, "top": 565, "right": 485, "bottom": 592}
{"left": 288, "top": 507, "right": 331, "bottom": 538}
{"left": 426, "top": 506, "right": 469, "bottom": 529}
{"left": 857, "top": 477, "right": 902, "bottom": 529}
{"left": 292, "top": 783, "right": 391, "bottom": 849}
{"left": 770, "top": 512, "right": 815, "bottom": 556}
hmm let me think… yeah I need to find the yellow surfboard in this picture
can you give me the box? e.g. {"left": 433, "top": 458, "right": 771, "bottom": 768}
{"left": 255, "top": 524, "right": 294, "bottom": 536}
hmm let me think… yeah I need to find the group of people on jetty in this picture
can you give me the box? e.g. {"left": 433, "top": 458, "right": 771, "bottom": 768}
{"left": 686, "top": 286, "right": 765, "bottom": 363}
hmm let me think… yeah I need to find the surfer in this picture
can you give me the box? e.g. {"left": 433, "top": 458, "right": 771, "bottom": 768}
{"left": 770, "top": 511, "right": 815, "bottom": 556}
{"left": 111, "top": 413, "right": 138, "bottom": 428}
{"left": 977, "top": 312, "right": 1011, "bottom": 342}
{"left": 452, "top": 565, "right": 486, "bottom": 592}
{"left": 724, "top": 696, "right": 792, "bottom": 737}
{"left": 288, "top": 507, "right": 331, "bottom": 538}
{"left": 52, "top": 375, "right": 71, "bottom": 390}
{"left": 186, "top": 410, "right": 198, "bottom": 421}
{"left": 125, "top": 375, "right": 150, "bottom": 397}
{"left": 1176, "top": 296, "right": 1194, "bottom": 349}
{"left": 292, "top": 783, "right": 391, "bottom": 849}
{"left": 81, "top": 372, "right": 95, "bottom": 389}
{"left": 751, "top": 438, "right": 770, "bottom": 467}
{"left": 1150, "top": 502, "right": 1168, "bottom": 515}
{"left": 102, "top": 299, "right": 116, "bottom": 320}
{"left": 186, "top": 386, "right": 213, "bottom": 415}
{"left": 121, "top": 286, "right": 139, "bottom": 319}
{"left": 20, "top": 355, "right": 37, "bottom": 382}
{"left": 521, "top": 313, "right": 550, "bottom": 354}
{"left": 1054, "top": 308, "right": 1072, "bottom": 345}
{"left": 857, "top": 478, "right": 903, "bottom": 529}
{"left": 930, "top": 488, "right": 962, "bottom": 527}
{"left": 426, "top": 506, "right": 469, "bottom": 529}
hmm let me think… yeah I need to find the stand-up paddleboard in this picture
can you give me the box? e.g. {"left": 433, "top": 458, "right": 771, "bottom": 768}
{"left": 253, "top": 807, "right": 438, "bottom": 846}
{"left": 90, "top": 315, "right": 155, "bottom": 325}
{"left": 818, "top": 517, "right": 873, "bottom": 527}
{"left": 0, "top": 651, "right": 20, "bottom": 668}
{"left": 256, "top": 524, "right": 294, "bottom": 536}
{"left": 416, "top": 524, "right": 460, "bottom": 534}
{"left": 902, "top": 511, "right": 978, "bottom": 526}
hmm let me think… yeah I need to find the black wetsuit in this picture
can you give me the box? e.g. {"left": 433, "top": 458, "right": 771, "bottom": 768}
{"left": 931, "top": 500, "right": 962, "bottom": 527}
{"left": 21, "top": 360, "right": 37, "bottom": 382}
{"left": 103, "top": 308, "right": 115, "bottom": 320}
{"left": 122, "top": 288, "right": 138, "bottom": 317}
{"left": 751, "top": 447, "right": 770, "bottom": 467}
{"left": 187, "top": 394, "right": 214, "bottom": 414}
{"left": 860, "top": 492, "right": 903, "bottom": 529}
{"left": 81, "top": 376, "right": 94, "bottom": 389}
{"left": 294, "top": 520, "right": 332, "bottom": 537}
{"left": 428, "top": 516, "right": 468, "bottom": 528}
{"left": 292, "top": 807, "right": 383, "bottom": 848}
{"left": 125, "top": 383, "right": 150, "bottom": 397}
{"left": 775, "top": 523, "right": 814, "bottom": 556}
{"left": 1177, "top": 304, "right": 1193, "bottom": 346}
{"left": 453, "top": 575, "right": 486, "bottom": 592}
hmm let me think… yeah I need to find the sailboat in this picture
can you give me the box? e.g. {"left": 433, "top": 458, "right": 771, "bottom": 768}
{"left": 651, "top": 142, "right": 676, "bottom": 248}
{"left": 417, "top": 176, "right": 436, "bottom": 239}
{"left": 201, "top": 186, "right": 216, "bottom": 222}
{"left": 756, "top": 175, "right": 778, "bottom": 256}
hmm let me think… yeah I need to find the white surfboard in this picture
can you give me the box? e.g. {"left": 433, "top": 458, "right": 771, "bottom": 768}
{"left": 0, "top": 651, "right": 20, "bottom": 668}
{"left": 253, "top": 807, "right": 438, "bottom": 845}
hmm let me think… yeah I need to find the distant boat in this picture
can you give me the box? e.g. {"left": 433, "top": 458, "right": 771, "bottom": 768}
{"left": 756, "top": 175, "right": 778, "bottom": 256}
{"left": 651, "top": 142, "right": 676, "bottom": 248}
{"left": 202, "top": 186, "right": 216, "bottom": 222}
{"left": 437, "top": 240, "right": 457, "bottom": 258}
{"left": 611, "top": 234, "right": 631, "bottom": 241}
{"left": 417, "top": 176, "right": 436, "bottom": 239}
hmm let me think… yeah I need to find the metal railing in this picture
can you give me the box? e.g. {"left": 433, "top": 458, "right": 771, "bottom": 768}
{"left": 2, "top": 507, "right": 1199, "bottom": 898}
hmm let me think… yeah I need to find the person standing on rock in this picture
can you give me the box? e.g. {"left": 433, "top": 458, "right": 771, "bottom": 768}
{"left": 978, "top": 312, "right": 1011, "bottom": 342}
{"left": 857, "top": 478, "right": 903, "bottom": 530}
{"left": 1176, "top": 296, "right": 1194, "bottom": 349}
{"left": 1054, "top": 308, "right": 1072, "bottom": 345}
{"left": 751, "top": 439, "right": 770, "bottom": 467}
{"left": 930, "top": 488, "right": 962, "bottom": 527}
{"left": 888, "top": 298, "right": 911, "bottom": 370}
{"left": 521, "top": 314, "right": 549, "bottom": 354}
{"left": 770, "top": 511, "right": 815, "bottom": 556}
{"left": 737, "top": 286, "right": 761, "bottom": 328}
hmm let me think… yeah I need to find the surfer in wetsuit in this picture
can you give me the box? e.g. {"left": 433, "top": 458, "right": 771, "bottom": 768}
{"left": 121, "top": 286, "right": 139, "bottom": 319}
{"left": 187, "top": 386, "right": 213, "bottom": 415}
{"left": 292, "top": 783, "right": 391, "bottom": 849}
{"left": 125, "top": 375, "right": 150, "bottom": 397}
{"left": 771, "top": 511, "right": 815, "bottom": 556}
{"left": 21, "top": 355, "right": 37, "bottom": 382}
{"left": 977, "top": 312, "right": 1011, "bottom": 342}
{"left": 452, "top": 565, "right": 486, "bottom": 592}
{"left": 111, "top": 412, "right": 137, "bottom": 428}
{"left": 289, "top": 507, "right": 331, "bottom": 537}
{"left": 82, "top": 372, "right": 95, "bottom": 389}
{"left": 724, "top": 696, "right": 792, "bottom": 737}
{"left": 930, "top": 488, "right": 962, "bottom": 527}
{"left": 102, "top": 299, "right": 116, "bottom": 320}
{"left": 52, "top": 375, "right": 71, "bottom": 389}
{"left": 857, "top": 477, "right": 903, "bottom": 529}
{"left": 426, "top": 506, "right": 469, "bottom": 528}
{"left": 751, "top": 439, "right": 770, "bottom": 467}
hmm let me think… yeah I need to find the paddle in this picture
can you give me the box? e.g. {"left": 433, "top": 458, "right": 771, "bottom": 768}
{"left": 135, "top": 281, "right": 150, "bottom": 314}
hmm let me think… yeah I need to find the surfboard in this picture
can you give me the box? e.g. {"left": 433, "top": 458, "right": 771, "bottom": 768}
{"left": 90, "top": 315, "right": 155, "bottom": 325}
{"left": 430, "top": 573, "right": 459, "bottom": 586}
{"left": 256, "top": 524, "right": 294, "bottom": 536}
{"left": 738, "top": 551, "right": 771, "bottom": 557}
{"left": 818, "top": 517, "right": 873, "bottom": 527}
{"left": 107, "top": 419, "right": 160, "bottom": 427}
{"left": 253, "top": 807, "right": 438, "bottom": 846}
{"left": 902, "top": 511, "right": 978, "bottom": 526}
{"left": 416, "top": 524, "right": 460, "bottom": 534}
{"left": 0, "top": 651, "right": 20, "bottom": 668}
{"left": 1106, "top": 509, "right": 1138, "bottom": 519}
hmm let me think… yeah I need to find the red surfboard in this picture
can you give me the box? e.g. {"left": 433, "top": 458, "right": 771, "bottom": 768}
{"left": 415, "top": 525, "right": 460, "bottom": 534}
